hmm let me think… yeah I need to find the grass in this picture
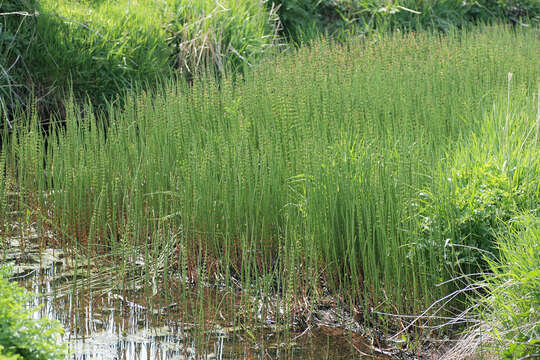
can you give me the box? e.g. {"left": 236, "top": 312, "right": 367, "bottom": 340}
{"left": 3, "top": 0, "right": 540, "bottom": 127}
{"left": 166, "top": 0, "right": 279, "bottom": 81}
{"left": 482, "top": 218, "right": 539, "bottom": 359}
{"left": 1, "top": 0, "right": 174, "bottom": 120}
{"left": 442, "top": 217, "right": 539, "bottom": 359}
{"left": 1, "top": 0, "right": 279, "bottom": 123}
{"left": 29, "top": 0, "right": 174, "bottom": 109}
{"left": 1, "top": 24, "right": 539, "bottom": 343}
{"left": 0, "top": 0, "right": 39, "bottom": 126}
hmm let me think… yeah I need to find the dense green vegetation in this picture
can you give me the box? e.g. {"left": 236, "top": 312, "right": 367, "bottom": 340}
{"left": 0, "top": 267, "right": 67, "bottom": 360}
{"left": 482, "top": 218, "right": 540, "bottom": 359}
{"left": 1, "top": 0, "right": 539, "bottom": 357}
{"left": 2, "top": 0, "right": 539, "bottom": 124}
{"left": 1, "top": 0, "right": 280, "bottom": 120}
{"left": 2, "top": 26, "right": 538, "bottom": 341}
{"left": 273, "top": 0, "right": 540, "bottom": 42}
{"left": 416, "top": 93, "right": 540, "bottom": 277}
{"left": 1, "top": 0, "right": 175, "bottom": 117}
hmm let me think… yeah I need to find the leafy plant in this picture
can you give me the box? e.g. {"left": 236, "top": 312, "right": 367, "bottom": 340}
{"left": 413, "top": 91, "right": 540, "bottom": 278}
{"left": 0, "top": 266, "right": 67, "bottom": 360}
{"left": 416, "top": 162, "right": 518, "bottom": 272}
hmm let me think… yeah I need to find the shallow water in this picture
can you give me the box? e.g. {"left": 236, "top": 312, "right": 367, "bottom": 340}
{"left": 4, "top": 232, "right": 386, "bottom": 360}
{"left": 14, "top": 259, "right": 385, "bottom": 360}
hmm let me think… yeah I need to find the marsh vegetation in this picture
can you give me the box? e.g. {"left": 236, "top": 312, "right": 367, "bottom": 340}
{"left": 1, "top": 1, "right": 539, "bottom": 359}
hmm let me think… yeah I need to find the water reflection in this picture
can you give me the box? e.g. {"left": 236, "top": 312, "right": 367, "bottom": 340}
{"left": 19, "top": 262, "right": 377, "bottom": 360}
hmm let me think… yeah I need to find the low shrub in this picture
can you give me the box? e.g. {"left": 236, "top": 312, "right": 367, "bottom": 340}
{"left": 0, "top": 266, "right": 67, "bottom": 360}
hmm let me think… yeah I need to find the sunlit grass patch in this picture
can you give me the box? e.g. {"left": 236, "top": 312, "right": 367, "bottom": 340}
{"left": 484, "top": 218, "right": 539, "bottom": 359}
{"left": 34, "top": 0, "right": 173, "bottom": 105}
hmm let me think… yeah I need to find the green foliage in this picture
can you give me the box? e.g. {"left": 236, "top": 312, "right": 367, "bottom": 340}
{"left": 2, "top": 26, "right": 539, "bottom": 329}
{"left": 269, "top": 0, "right": 323, "bottom": 42}
{"left": 1, "top": 0, "right": 281, "bottom": 123}
{"left": 33, "top": 0, "right": 173, "bottom": 109}
{"left": 3, "top": 0, "right": 539, "bottom": 127}
{"left": 414, "top": 93, "right": 540, "bottom": 278}
{"left": 0, "top": 266, "right": 67, "bottom": 360}
{"left": 166, "top": 0, "right": 279, "bottom": 80}
{"left": 417, "top": 162, "right": 538, "bottom": 274}
{"left": 474, "top": 0, "right": 540, "bottom": 23}
{"left": 482, "top": 218, "right": 540, "bottom": 359}
{"left": 382, "top": 0, "right": 540, "bottom": 30}
{"left": 448, "top": 163, "right": 517, "bottom": 251}
{"left": 0, "top": 345, "right": 21, "bottom": 360}
{"left": 276, "top": 0, "right": 540, "bottom": 41}
{"left": 0, "top": 0, "right": 38, "bottom": 124}
{"left": 0, "top": 0, "right": 175, "bottom": 122}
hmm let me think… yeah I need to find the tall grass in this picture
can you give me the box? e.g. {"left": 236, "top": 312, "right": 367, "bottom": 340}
{"left": 481, "top": 218, "right": 539, "bottom": 359}
{"left": 442, "top": 217, "right": 540, "bottom": 360}
{"left": 32, "top": 0, "right": 174, "bottom": 107}
{"left": 2, "top": 25, "right": 539, "bottom": 333}
{"left": 4, "top": 0, "right": 538, "bottom": 127}
{"left": 166, "top": 0, "right": 280, "bottom": 80}
{"left": 0, "top": 0, "right": 39, "bottom": 125}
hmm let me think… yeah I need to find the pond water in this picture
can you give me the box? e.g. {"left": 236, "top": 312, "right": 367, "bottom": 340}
{"left": 5, "top": 234, "right": 391, "bottom": 359}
